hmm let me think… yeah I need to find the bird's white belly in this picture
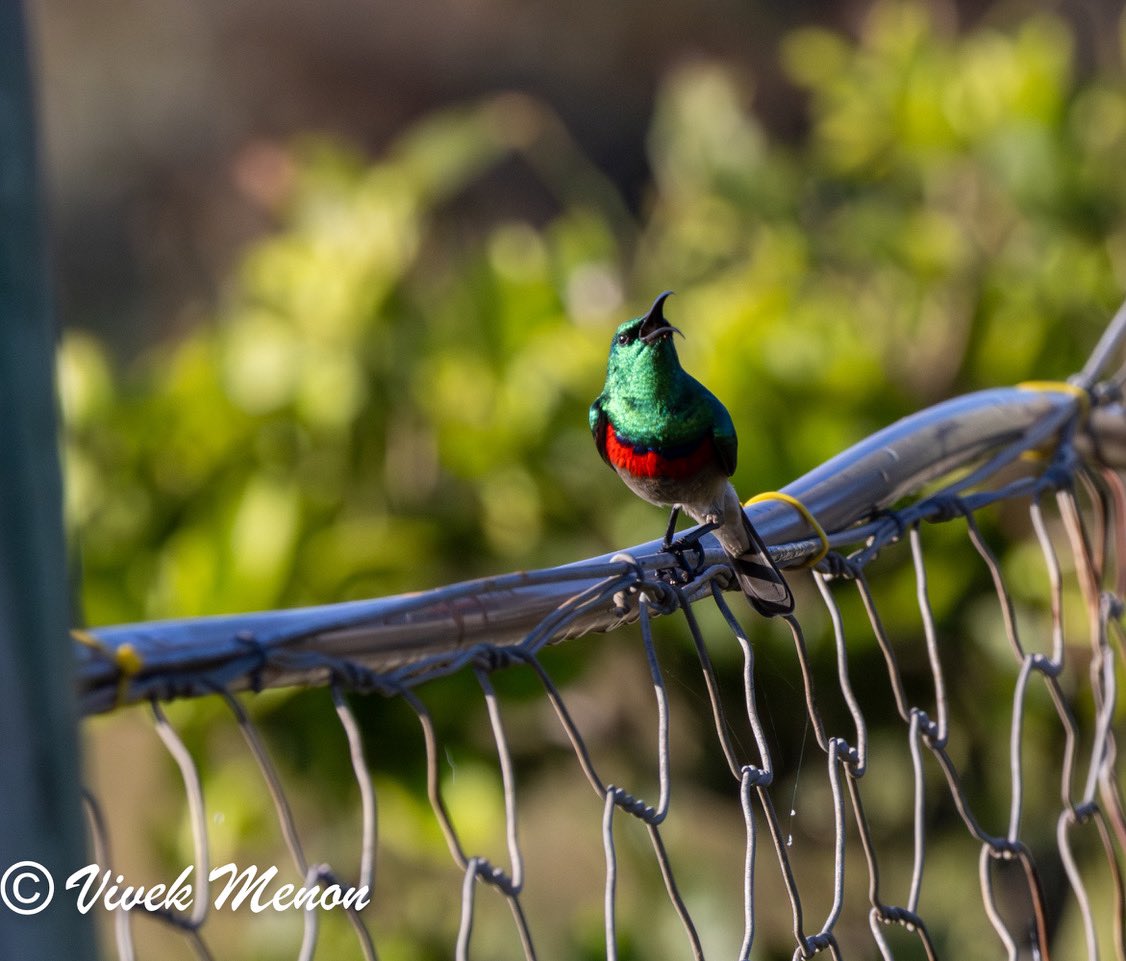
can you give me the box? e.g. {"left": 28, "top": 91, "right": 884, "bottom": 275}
{"left": 613, "top": 464, "right": 722, "bottom": 507}
{"left": 615, "top": 466, "right": 750, "bottom": 556}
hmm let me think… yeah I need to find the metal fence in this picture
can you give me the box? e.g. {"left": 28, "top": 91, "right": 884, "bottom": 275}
{"left": 75, "top": 310, "right": 1126, "bottom": 960}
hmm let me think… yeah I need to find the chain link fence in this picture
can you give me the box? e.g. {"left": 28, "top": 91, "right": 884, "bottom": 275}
{"left": 75, "top": 314, "right": 1126, "bottom": 960}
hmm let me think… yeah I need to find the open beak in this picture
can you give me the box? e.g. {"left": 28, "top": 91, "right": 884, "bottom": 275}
{"left": 638, "top": 290, "right": 683, "bottom": 343}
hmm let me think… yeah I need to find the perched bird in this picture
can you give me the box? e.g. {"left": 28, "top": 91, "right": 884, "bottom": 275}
{"left": 589, "top": 291, "right": 793, "bottom": 617}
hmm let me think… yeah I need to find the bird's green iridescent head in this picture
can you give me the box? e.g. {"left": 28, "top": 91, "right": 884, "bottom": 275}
{"left": 602, "top": 291, "right": 684, "bottom": 389}
{"left": 594, "top": 290, "right": 721, "bottom": 445}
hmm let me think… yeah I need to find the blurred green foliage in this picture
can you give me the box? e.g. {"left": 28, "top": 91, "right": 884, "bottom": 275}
{"left": 62, "top": 4, "right": 1126, "bottom": 628}
{"left": 72, "top": 4, "right": 1126, "bottom": 959}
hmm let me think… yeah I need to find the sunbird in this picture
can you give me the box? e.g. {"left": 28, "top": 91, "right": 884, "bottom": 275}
{"left": 589, "top": 292, "right": 793, "bottom": 617}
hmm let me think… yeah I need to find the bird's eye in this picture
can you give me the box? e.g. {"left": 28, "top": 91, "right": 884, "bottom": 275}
{"left": 616, "top": 332, "right": 631, "bottom": 346}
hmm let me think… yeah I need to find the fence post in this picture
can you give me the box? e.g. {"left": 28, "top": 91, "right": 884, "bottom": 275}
{"left": 0, "top": 1, "right": 96, "bottom": 956}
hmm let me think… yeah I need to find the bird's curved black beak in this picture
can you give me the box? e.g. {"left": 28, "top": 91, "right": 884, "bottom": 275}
{"left": 638, "top": 290, "right": 684, "bottom": 343}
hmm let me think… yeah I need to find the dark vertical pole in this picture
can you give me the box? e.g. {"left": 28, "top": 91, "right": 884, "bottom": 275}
{"left": 0, "top": 1, "right": 96, "bottom": 956}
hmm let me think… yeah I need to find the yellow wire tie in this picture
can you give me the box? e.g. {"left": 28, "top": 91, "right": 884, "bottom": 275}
{"left": 1016, "top": 381, "right": 1092, "bottom": 464}
{"left": 1016, "top": 380, "right": 1091, "bottom": 419}
{"left": 744, "top": 491, "right": 830, "bottom": 568}
{"left": 71, "top": 627, "right": 102, "bottom": 651}
{"left": 72, "top": 628, "right": 144, "bottom": 708}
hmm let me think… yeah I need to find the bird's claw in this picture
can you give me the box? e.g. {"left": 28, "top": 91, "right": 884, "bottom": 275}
{"left": 659, "top": 522, "right": 719, "bottom": 582}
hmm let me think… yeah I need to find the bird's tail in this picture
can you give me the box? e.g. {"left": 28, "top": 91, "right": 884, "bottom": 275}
{"left": 729, "top": 512, "right": 794, "bottom": 618}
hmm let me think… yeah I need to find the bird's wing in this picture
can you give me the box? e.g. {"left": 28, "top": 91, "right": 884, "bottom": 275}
{"left": 589, "top": 397, "right": 613, "bottom": 467}
{"left": 708, "top": 393, "right": 738, "bottom": 476}
{"left": 734, "top": 512, "right": 795, "bottom": 617}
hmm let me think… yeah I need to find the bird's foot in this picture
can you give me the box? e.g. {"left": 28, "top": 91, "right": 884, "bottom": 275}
{"left": 660, "top": 506, "right": 681, "bottom": 552}
{"left": 661, "top": 520, "right": 720, "bottom": 580}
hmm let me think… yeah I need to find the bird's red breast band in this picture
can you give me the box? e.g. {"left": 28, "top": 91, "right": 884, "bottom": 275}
{"left": 605, "top": 423, "right": 715, "bottom": 479}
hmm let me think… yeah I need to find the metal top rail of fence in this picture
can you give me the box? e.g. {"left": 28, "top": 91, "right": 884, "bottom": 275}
{"left": 76, "top": 301, "right": 1126, "bottom": 961}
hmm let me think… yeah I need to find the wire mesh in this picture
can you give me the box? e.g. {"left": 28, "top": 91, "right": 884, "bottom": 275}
{"left": 76, "top": 319, "right": 1126, "bottom": 960}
